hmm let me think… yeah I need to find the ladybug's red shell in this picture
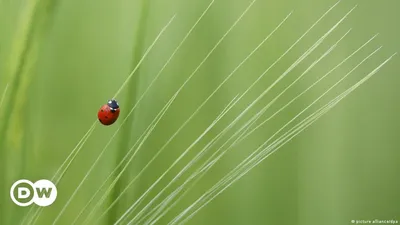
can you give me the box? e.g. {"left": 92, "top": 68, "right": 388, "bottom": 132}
{"left": 98, "top": 102, "right": 120, "bottom": 126}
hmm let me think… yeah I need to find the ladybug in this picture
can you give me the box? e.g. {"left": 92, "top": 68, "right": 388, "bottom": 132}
{"left": 98, "top": 99, "right": 120, "bottom": 126}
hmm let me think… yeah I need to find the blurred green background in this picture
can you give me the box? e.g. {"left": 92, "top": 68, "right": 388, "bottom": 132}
{"left": 0, "top": 0, "right": 399, "bottom": 224}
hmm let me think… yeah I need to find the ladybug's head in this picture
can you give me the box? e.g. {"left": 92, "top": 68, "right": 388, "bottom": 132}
{"left": 107, "top": 99, "right": 119, "bottom": 110}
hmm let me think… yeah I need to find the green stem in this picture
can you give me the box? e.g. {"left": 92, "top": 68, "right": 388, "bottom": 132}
{"left": 0, "top": 0, "right": 58, "bottom": 223}
{"left": 0, "top": 3, "right": 38, "bottom": 224}
{"left": 108, "top": 0, "right": 151, "bottom": 224}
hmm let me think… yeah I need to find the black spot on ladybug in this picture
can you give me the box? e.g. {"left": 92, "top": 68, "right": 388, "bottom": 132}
{"left": 101, "top": 110, "right": 104, "bottom": 112}
{"left": 99, "top": 118, "right": 102, "bottom": 123}
{"left": 105, "top": 116, "right": 108, "bottom": 119}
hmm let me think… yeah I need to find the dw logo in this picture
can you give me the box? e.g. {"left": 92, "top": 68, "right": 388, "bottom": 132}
{"left": 10, "top": 179, "right": 57, "bottom": 207}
